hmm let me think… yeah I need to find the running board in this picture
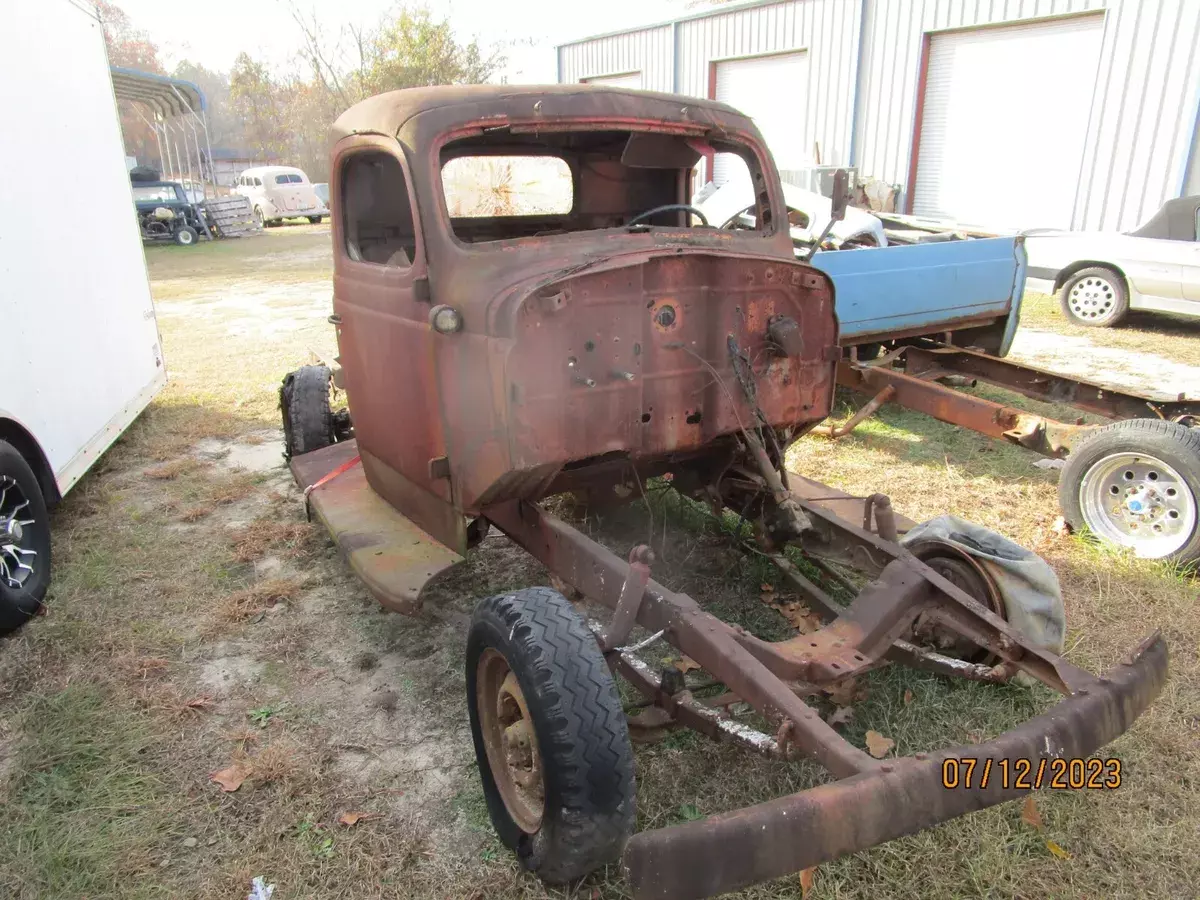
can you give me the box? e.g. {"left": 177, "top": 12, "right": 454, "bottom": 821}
{"left": 289, "top": 440, "right": 462, "bottom": 614}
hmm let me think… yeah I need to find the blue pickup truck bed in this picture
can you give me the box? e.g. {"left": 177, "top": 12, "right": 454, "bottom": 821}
{"left": 810, "top": 236, "right": 1028, "bottom": 357}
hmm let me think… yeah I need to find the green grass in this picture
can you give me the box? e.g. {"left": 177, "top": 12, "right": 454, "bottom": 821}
{"left": 0, "top": 685, "right": 181, "bottom": 899}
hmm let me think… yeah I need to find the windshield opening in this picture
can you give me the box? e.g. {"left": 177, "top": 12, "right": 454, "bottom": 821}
{"left": 439, "top": 127, "right": 771, "bottom": 245}
{"left": 132, "top": 185, "right": 178, "bottom": 203}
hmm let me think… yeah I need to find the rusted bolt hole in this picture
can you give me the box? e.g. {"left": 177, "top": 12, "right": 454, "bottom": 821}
{"left": 633, "top": 342, "right": 642, "bottom": 356}
{"left": 654, "top": 305, "right": 676, "bottom": 328}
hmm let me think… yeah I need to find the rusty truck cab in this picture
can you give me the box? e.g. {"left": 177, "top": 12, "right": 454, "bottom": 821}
{"left": 329, "top": 85, "right": 838, "bottom": 555}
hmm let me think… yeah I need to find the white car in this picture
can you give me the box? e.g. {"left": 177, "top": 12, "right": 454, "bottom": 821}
{"left": 1023, "top": 196, "right": 1200, "bottom": 327}
{"left": 695, "top": 179, "right": 888, "bottom": 249}
{"left": 232, "top": 165, "right": 329, "bottom": 227}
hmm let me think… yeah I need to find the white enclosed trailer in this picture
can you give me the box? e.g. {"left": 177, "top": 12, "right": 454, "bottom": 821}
{"left": 0, "top": 0, "right": 166, "bottom": 632}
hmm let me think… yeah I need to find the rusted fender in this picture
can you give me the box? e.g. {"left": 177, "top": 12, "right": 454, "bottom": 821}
{"left": 622, "top": 632, "right": 1167, "bottom": 900}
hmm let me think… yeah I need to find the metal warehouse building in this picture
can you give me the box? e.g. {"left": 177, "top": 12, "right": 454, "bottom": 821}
{"left": 557, "top": 0, "right": 1200, "bottom": 232}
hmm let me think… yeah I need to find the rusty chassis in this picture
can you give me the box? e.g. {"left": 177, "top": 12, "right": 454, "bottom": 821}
{"left": 482, "top": 481, "right": 1166, "bottom": 900}
{"left": 834, "top": 342, "right": 1200, "bottom": 458}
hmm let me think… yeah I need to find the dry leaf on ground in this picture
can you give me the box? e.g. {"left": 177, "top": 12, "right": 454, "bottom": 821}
{"left": 337, "top": 811, "right": 377, "bottom": 827}
{"left": 865, "top": 730, "right": 894, "bottom": 758}
{"left": 903, "top": 689, "right": 914, "bottom": 705}
{"left": 1021, "top": 794, "right": 1044, "bottom": 831}
{"left": 210, "top": 762, "right": 251, "bottom": 792}
{"left": 799, "top": 866, "right": 816, "bottom": 897}
{"left": 674, "top": 657, "right": 701, "bottom": 674}
{"left": 827, "top": 677, "right": 858, "bottom": 707}
{"left": 1046, "top": 840, "right": 1071, "bottom": 859}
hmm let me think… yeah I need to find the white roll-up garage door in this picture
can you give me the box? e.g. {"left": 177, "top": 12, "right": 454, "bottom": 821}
{"left": 713, "top": 52, "right": 808, "bottom": 185}
{"left": 582, "top": 72, "right": 642, "bottom": 88}
{"left": 912, "top": 15, "right": 1103, "bottom": 230}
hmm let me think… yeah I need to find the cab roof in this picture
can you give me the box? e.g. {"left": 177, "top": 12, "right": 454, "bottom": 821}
{"left": 331, "top": 83, "right": 756, "bottom": 147}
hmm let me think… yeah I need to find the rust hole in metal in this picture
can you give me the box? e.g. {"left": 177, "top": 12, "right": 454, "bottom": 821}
{"left": 686, "top": 410, "right": 703, "bottom": 425}
{"left": 654, "top": 305, "right": 677, "bottom": 329}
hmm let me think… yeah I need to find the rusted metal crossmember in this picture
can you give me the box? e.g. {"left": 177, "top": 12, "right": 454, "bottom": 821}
{"left": 831, "top": 343, "right": 1199, "bottom": 458}
{"left": 835, "top": 355, "right": 1090, "bottom": 457}
{"left": 482, "top": 494, "right": 1166, "bottom": 899}
{"left": 621, "top": 632, "right": 1165, "bottom": 900}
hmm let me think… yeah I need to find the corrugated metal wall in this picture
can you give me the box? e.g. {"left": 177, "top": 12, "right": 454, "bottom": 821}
{"left": 559, "top": 0, "right": 862, "bottom": 167}
{"left": 558, "top": 25, "right": 675, "bottom": 91}
{"left": 559, "top": 0, "right": 1200, "bottom": 231}
{"left": 856, "top": 0, "right": 1200, "bottom": 230}
{"left": 1072, "top": 0, "right": 1200, "bottom": 229}
{"left": 675, "top": 0, "right": 861, "bottom": 167}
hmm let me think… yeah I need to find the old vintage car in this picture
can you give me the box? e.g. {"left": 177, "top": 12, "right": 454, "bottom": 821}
{"left": 278, "top": 85, "right": 1166, "bottom": 900}
{"left": 1023, "top": 195, "right": 1200, "bottom": 327}
{"left": 232, "top": 165, "right": 328, "bottom": 226}
{"left": 130, "top": 169, "right": 207, "bottom": 246}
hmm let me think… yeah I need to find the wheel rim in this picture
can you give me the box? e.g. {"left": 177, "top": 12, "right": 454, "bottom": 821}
{"left": 1067, "top": 276, "right": 1117, "bottom": 322}
{"left": 0, "top": 475, "right": 38, "bottom": 589}
{"left": 477, "top": 648, "right": 544, "bottom": 832}
{"left": 1079, "top": 452, "right": 1197, "bottom": 558}
{"left": 180, "top": 230, "right": 193, "bottom": 244}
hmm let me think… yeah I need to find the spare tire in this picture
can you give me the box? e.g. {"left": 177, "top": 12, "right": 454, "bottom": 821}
{"left": 129, "top": 165, "right": 161, "bottom": 183}
{"left": 280, "top": 365, "right": 334, "bottom": 459}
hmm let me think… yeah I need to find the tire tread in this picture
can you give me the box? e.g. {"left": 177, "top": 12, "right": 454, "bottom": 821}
{"left": 469, "top": 587, "right": 635, "bottom": 883}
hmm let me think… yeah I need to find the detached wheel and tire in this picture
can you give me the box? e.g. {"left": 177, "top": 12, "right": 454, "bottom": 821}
{"left": 1059, "top": 267, "right": 1129, "bottom": 327}
{"left": 1059, "top": 419, "right": 1200, "bottom": 562}
{"left": 279, "top": 365, "right": 334, "bottom": 459}
{"left": 467, "top": 587, "right": 636, "bottom": 883}
{"left": 0, "top": 441, "right": 51, "bottom": 635}
{"left": 173, "top": 225, "right": 198, "bottom": 246}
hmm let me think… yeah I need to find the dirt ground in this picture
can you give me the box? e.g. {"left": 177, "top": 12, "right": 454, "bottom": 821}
{"left": 2, "top": 227, "right": 1198, "bottom": 900}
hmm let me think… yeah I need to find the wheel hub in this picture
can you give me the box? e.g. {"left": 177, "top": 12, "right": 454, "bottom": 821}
{"left": 477, "top": 649, "right": 545, "bottom": 833}
{"left": 0, "top": 475, "right": 37, "bottom": 589}
{"left": 1068, "top": 277, "right": 1115, "bottom": 320}
{"left": 1080, "top": 453, "right": 1196, "bottom": 557}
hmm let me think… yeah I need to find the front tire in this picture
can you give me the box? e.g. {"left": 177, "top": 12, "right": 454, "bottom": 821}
{"left": 467, "top": 587, "right": 636, "bottom": 884}
{"left": 1058, "top": 266, "right": 1129, "bottom": 327}
{"left": 279, "top": 365, "right": 334, "bottom": 459}
{"left": 0, "top": 441, "right": 51, "bottom": 634}
{"left": 307, "top": 216, "right": 323, "bottom": 224}
{"left": 1059, "top": 419, "right": 1200, "bottom": 562}
{"left": 173, "top": 225, "right": 197, "bottom": 246}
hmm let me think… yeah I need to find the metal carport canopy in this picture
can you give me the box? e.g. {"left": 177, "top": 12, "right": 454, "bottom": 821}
{"left": 109, "top": 66, "right": 206, "bottom": 117}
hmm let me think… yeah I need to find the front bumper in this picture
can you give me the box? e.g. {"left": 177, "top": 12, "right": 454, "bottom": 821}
{"left": 622, "top": 632, "right": 1167, "bottom": 900}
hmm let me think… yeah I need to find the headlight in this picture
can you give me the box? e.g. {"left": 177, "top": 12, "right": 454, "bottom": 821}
{"left": 429, "top": 305, "right": 463, "bottom": 334}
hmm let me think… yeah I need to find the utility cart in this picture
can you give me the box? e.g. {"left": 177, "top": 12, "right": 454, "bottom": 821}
{"left": 282, "top": 85, "right": 1166, "bottom": 900}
